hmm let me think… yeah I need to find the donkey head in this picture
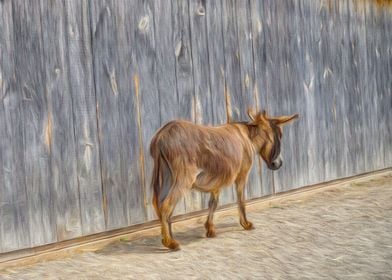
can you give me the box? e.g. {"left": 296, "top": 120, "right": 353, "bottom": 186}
{"left": 247, "top": 109, "right": 298, "bottom": 170}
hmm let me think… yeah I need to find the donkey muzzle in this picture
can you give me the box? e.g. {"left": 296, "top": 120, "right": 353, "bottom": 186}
{"left": 270, "top": 157, "right": 283, "bottom": 170}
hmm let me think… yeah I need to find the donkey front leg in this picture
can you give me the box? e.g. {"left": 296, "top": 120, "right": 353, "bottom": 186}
{"left": 235, "top": 177, "right": 254, "bottom": 230}
{"left": 205, "top": 191, "right": 220, "bottom": 238}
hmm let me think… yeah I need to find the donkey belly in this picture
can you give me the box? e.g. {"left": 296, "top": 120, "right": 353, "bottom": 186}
{"left": 192, "top": 170, "right": 236, "bottom": 192}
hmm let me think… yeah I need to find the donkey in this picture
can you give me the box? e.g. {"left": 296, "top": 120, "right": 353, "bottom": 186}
{"left": 150, "top": 109, "right": 298, "bottom": 250}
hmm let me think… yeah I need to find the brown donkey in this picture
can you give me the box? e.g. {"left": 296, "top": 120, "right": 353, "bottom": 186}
{"left": 150, "top": 109, "right": 298, "bottom": 250}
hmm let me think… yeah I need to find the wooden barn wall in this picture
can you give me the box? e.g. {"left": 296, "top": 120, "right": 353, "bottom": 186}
{"left": 0, "top": 0, "right": 391, "bottom": 253}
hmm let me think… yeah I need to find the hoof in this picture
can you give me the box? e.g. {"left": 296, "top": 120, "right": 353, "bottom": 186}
{"left": 206, "top": 229, "right": 217, "bottom": 238}
{"left": 162, "top": 239, "right": 180, "bottom": 251}
{"left": 241, "top": 221, "right": 255, "bottom": 231}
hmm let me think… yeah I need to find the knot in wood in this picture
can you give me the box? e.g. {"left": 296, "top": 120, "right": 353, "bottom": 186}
{"left": 138, "top": 16, "right": 149, "bottom": 32}
{"left": 196, "top": 7, "right": 205, "bottom": 16}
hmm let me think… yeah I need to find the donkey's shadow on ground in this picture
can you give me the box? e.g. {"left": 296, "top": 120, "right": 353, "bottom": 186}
{"left": 95, "top": 221, "right": 244, "bottom": 255}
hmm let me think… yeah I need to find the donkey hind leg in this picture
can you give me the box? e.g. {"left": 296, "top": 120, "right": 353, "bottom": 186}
{"left": 235, "top": 177, "right": 254, "bottom": 230}
{"left": 205, "top": 191, "right": 220, "bottom": 238}
{"left": 159, "top": 176, "right": 193, "bottom": 250}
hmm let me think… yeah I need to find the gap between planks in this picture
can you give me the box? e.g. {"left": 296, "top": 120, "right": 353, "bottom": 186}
{"left": 0, "top": 167, "right": 391, "bottom": 270}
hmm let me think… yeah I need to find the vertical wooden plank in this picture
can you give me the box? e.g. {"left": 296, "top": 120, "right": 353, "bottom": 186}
{"left": 90, "top": 0, "right": 144, "bottom": 229}
{"left": 263, "top": 0, "right": 294, "bottom": 192}
{"left": 152, "top": 0, "right": 185, "bottom": 218}
{"left": 221, "top": 0, "right": 242, "bottom": 201}
{"left": 189, "top": 0, "right": 213, "bottom": 209}
{"left": 383, "top": 5, "right": 392, "bottom": 168}
{"left": 11, "top": 0, "right": 57, "bottom": 247}
{"left": 153, "top": 0, "right": 178, "bottom": 124}
{"left": 39, "top": 0, "right": 82, "bottom": 240}
{"left": 250, "top": 0, "right": 274, "bottom": 196}
{"left": 323, "top": 0, "right": 349, "bottom": 180}
{"left": 281, "top": 0, "right": 311, "bottom": 189}
{"left": 205, "top": 0, "right": 227, "bottom": 126}
{"left": 172, "top": 0, "right": 195, "bottom": 215}
{"left": 363, "top": 1, "right": 380, "bottom": 172}
{"left": 66, "top": 0, "right": 105, "bottom": 234}
{"left": 371, "top": 3, "right": 391, "bottom": 169}
{"left": 115, "top": 2, "right": 147, "bottom": 225}
{"left": 221, "top": 0, "right": 242, "bottom": 122}
{"left": 235, "top": 0, "right": 263, "bottom": 199}
{"left": 301, "top": 0, "right": 324, "bottom": 186}
{"left": 264, "top": 0, "right": 311, "bottom": 192}
{"left": 0, "top": 0, "right": 31, "bottom": 253}
{"left": 89, "top": 0, "right": 127, "bottom": 229}
{"left": 317, "top": 0, "right": 340, "bottom": 181}
{"left": 339, "top": 0, "right": 360, "bottom": 177}
{"left": 346, "top": 0, "right": 368, "bottom": 175}
{"left": 205, "top": 0, "right": 236, "bottom": 205}
{"left": 131, "top": 0, "right": 161, "bottom": 221}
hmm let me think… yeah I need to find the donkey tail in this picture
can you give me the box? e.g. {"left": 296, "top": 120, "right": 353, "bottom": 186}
{"left": 151, "top": 139, "right": 174, "bottom": 220}
{"left": 151, "top": 150, "right": 163, "bottom": 220}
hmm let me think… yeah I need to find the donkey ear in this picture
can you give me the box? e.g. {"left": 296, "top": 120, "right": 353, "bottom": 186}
{"left": 273, "top": 114, "right": 299, "bottom": 126}
{"left": 260, "top": 110, "right": 268, "bottom": 122}
{"left": 247, "top": 107, "right": 257, "bottom": 122}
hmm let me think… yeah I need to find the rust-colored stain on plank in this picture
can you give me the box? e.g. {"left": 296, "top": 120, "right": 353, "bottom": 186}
{"left": 224, "top": 85, "right": 232, "bottom": 123}
{"left": 353, "top": 0, "right": 392, "bottom": 12}
{"left": 253, "top": 85, "right": 260, "bottom": 112}
{"left": 96, "top": 102, "right": 108, "bottom": 228}
{"left": 133, "top": 74, "right": 147, "bottom": 217}
{"left": 44, "top": 109, "right": 52, "bottom": 153}
{"left": 374, "top": 0, "right": 392, "bottom": 6}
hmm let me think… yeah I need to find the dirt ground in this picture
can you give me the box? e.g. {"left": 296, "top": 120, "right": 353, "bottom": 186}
{"left": 1, "top": 172, "right": 391, "bottom": 280}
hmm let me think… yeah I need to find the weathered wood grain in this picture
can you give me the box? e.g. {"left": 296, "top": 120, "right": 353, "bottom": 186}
{"left": 262, "top": 0, "right": 308, "bottom": 192}
{"left": 153, "top": 1, "right": 177, "bottom": 125}
{"left": 221, "top": 0, "right": 242, "bottom": 123}
{"left": 90, "top": 1, "right": 143, "bottom": 229}
{"left": 11, "top": 0, "right": 57, "bottom": 247}
{"left": 205, "top": 0, "right": 236, "bottom": 205}
{"left": 316, "top": 0, "right": 340, "bottom": 181}
{"left": 130, "top": 0, "right": 161, "bottom": 221}
{"left": 362, "top": 1, "right": 380, "bottom": 172}
{"left": 152, "top": 0, "right": 185, "bottom": 218}
{"left": 235, "top": 0, "right": 263, "bottom": 199}
{"left": 383, "top": 5, "right": 392, "bottom": 168}
{"left": 189, "top": 0, "right": 214, "bottom": 209}
{"left": 0, "top": 0, "right": 32, "bottom": 253}
{"left": 249, "top": 0, "right": 274, "bottom": 196}
{"left": 171, "top": 0, "right": 197, "bottom": 215}
{"left": 221, "top": 0, "right": 242, "bottom": 202}
{"left": 39, "top": 0, "right": 82, "bottom": 241}
{"left": 280, "top": 0, "right": 310, "bottom": 190}
{"left": 65, "top": 1, "right": 105, "bottom": 235}
{"left": 366, "top": 3, "right": 391, "bottom": 170}
{"left": 346, "top": 0, "right": 368, "bottom": 175}
{"left": 340, "top": 0, "right": 360, "bottom": 178}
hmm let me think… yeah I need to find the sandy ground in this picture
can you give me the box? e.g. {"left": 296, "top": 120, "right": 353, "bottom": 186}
{"left": 0, "top": 172, "right": 391, "bottom": 280}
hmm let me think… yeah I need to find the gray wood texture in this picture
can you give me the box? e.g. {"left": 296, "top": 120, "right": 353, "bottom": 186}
{"left": 205, "top": 0, "right": 236, "bottom": 205}
{"left": 0, "top": 0, "right": 391, "bottom": 253}
{"left": 171, "top": 0, "right": 197, "bottom": 215}
{"left": 250, "top": 0, "right": 274, "bottom": 196}
{"left": 131, "top": 0, "right": 161, "bottom": 221}
{"left": 89, "top": 0, "right": 146, "bottom": 229}
{"left": 188, "top": 0, "right": 212, "bottom": 210}
{"left": 0, "top": 0, "right": 32, "bottom": 252}
{"left": 235, "top": 0, "right": 263, "bottom": 200}
{"left": 40, "top": 0, "right": 83, "bottom": 240}
{"left": 11, "top": 0, "right": 57, "bottom": 247}
{"left": 65, "top": 1, "right": 105, "bottom": 236}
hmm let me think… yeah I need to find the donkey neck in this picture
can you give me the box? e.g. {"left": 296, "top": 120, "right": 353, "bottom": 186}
{"left": 230, "top": 122, "right": 263, "bottom": 154}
